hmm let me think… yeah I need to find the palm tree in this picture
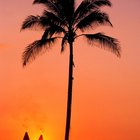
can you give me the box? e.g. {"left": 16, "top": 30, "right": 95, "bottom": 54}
{"left": 21, "top": 0, "right": 120, "bottom": 140}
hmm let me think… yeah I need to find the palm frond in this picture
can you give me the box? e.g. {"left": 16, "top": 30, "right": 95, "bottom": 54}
{"left": 92, "top": 0, "right": 111, "bottom": 7}
{"left": 33, "top": 0, "right": 61, "bottom": 15}
{"left": 22, "top": 38, "right": 57, "bottom": 66}
{"left": 38, "top": 16, "right": 51, "bottom": 28}
{"left": 61, "top": 33, "right": 68, "bottom": 52}
{"left": 76, "top": 10, "right": 112, "bottom": 31}
{"left": 42, "top": 24, "right": 66, "bottom": 39}
{"left": 84, "top": 33, "right": 121, "bottom": 56}
{"left": 56, "top": 0, "right": 75, "bottom": 24}
{"left": 33, "top": 0, "right": 48, "bottom": 4}
{"left": 21, "top": 15, "right": 40, "bottom": 30}
{"left": 73, "top": 0, "right": 111, "bottom": 25}
{"left": 74, "top": 0, "right": 94, "bottom": 24}
{"left": 21, "top": 14, "right": 56, "bottom": 30}
{"left": 42, "top": 10, "right": 67, "bottom": 27}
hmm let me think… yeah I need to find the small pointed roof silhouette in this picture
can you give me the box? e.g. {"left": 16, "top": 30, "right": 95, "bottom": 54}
{"left": 23, "top": 132, "right": 30, "bottom": 140}
{"left": 38, "top": 135, "right": 43, "bottom": 140}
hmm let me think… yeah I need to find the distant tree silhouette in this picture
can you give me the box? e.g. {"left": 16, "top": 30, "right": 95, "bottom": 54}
{"left": 23, "top": 132, "right": 30, "bottom": 140}
{"left": 21, "top": 0, "right": 121, "bottom": 140}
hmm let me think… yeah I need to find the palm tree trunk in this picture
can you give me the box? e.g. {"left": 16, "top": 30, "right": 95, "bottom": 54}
{"left": 65, "top": 41, "right": 74, "bottom": 140}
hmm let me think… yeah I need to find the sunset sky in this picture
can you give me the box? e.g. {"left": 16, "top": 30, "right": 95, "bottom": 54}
{"left": 0, "top": 0, "right": 140, "bottom": 140}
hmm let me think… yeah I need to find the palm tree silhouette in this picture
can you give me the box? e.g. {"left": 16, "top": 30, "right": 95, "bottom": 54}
{"left": 21, "top": 0, "right": 120, "bottom": 140}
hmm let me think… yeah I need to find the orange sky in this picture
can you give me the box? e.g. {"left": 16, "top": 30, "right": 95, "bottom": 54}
{"left": 0, "top": 0, "right": 140, "bottom": 140}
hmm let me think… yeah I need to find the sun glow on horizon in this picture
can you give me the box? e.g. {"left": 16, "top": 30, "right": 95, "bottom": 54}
{"left": 26, "top": 129, "right": 48, "bottom": 140}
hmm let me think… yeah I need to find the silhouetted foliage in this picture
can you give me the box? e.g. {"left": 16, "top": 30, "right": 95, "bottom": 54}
{"left": 21, "top": 1, "right": 120, "bottom": 140}
{"left": 21, "top": 0, "right": 120, "bottom": 66}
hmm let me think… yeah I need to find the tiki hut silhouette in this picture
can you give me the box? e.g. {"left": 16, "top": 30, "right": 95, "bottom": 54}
{"left": 23, "top": 132, "right": 30, "bottom": 140}
{"left": 38, "top": 135, "right": 43, "bottom": 140}
{"left": 23, "top": 132, "right": 43, "bottom": 140}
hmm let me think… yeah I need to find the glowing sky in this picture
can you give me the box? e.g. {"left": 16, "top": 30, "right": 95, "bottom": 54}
{"left": 0, "top": 0, "right": 140, "bottom": 140}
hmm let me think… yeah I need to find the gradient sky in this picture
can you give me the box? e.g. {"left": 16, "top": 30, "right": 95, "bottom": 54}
{"left": 0, "top": 0, "right": 140, "bottom": 140}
